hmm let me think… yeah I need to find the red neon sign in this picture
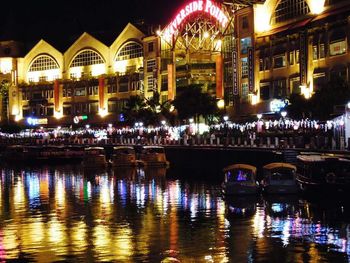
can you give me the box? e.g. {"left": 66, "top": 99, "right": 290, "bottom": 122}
{"left": 163, "top": 0, "right": 228, "bottom": 39}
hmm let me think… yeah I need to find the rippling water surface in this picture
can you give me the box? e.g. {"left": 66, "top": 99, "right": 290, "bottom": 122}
{"left": 0, "top": 165, "right": 349, "bottom": 262}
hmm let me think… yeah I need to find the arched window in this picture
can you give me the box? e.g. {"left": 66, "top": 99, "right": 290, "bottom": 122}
{"left": 116, "top": 42, "right": 143, "bottom": 61}
{"left": 273, "top": 0, "right": 310, "bottom": 24}
{"left": 70, "top": 49, "right": 104, "bottom": 68}
{"left": 29, "top": 55, "right": 59, "bottom": 72}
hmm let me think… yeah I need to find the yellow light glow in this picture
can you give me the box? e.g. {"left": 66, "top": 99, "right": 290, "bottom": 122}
{"left": 254, "top": 4, "right": 271, "bottom": 33}
{"left": 217, "top": 99, "right": 225, "bottom": 109}
{"left": 91, "top": 64, "right": 106, "bottom": 77}
{"left": 54, "top": 110, "right": 63, "bottom": 119}
{"left": 309, "top": 0, "right": 325, "bottom": 15}
{"left": 114, "top": 58, "right": 143, "bottom": 74}
{"left": 203, "top": 31, "right": 210, "bottom": 39}
{"left": 0, "top": 58, "right": 12, "bottom": 74}
{"left": 250, "top": 94, "right": 259, "bottom": 105}
{"left": 99, "top": 107, "right": 108, "bottom": 118}
{"left": 300, "top": 85, "right": 312, "bottom": 99}
{"left": 69, "top": 67, "right": 82, "bottom": 79}
{"left": 14, "top": 115, "right": 22, "bottom": 122}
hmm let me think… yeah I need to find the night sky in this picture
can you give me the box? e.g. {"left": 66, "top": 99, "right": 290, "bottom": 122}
{"left": 0, "top": 0, "right": 188, "bottom": 46}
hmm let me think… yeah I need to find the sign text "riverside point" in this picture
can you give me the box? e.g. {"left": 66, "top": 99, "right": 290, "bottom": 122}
{"left": 163, "top": 0, "right": 228, "bottom": 38}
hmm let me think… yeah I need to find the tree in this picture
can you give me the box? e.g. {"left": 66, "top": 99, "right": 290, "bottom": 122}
{"left": 173, "top": 84, "right": 218, "bottom": 124}
{"left": 121, "top": 95, "right": 146, "bottom": 126}
{"left": 0, "top": 80, "right": 10, "bottom": 124}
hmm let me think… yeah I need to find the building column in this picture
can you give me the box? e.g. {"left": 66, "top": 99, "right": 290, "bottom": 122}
{"left": 216, "top": 54, "right": 224, "bottom": 99}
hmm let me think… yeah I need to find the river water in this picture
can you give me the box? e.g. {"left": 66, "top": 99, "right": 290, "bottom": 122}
{"left": 0, "top": 165, "right": 349, "bottom": 262}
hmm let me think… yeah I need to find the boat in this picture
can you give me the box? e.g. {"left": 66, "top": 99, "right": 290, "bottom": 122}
{"left": 262, "top": 162, "right": 298, "bottom": 194}
{"left": 111, "top": 146, "right": 137, "bottom": 167}
{"left": 138, "top": 146, "right": 169, "bottom": 167}
{"left": 221, "top": 164, "right": 259, "bottom": 195}
{"left": 82, "top": 147, "right": 107, "bottom": 169}
{"left": 296, "top": 154, "right": 350, "bottom": 193}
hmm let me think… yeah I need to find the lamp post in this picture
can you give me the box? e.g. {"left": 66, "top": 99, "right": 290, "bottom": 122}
{"left": 223, "top": 115, "right": 229, "bottom": 146}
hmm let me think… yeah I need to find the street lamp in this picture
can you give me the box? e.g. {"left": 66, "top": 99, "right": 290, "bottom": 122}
{"left": 223, "top": 115, "right": 229, "bottom": 122}
{"left": 257, "top": 114, "right": 262, "bottom": 120}
{"left": 281, "top": 111, "right": 287, "bottom": 118}
{"left": 161, "top": 120, "right": 166, "bottom": 126}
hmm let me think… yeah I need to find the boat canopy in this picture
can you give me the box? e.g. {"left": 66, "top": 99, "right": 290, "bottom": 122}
{"left": 263, "top": 163, "right": 296, "bottom": 171}
{"left": 223, "top": 164, "right": 257, "bottom": 174}
{"left": 297, "top": 155, "right": 350, "bottom": 163}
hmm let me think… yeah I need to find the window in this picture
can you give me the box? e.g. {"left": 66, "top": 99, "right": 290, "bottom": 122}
{"left": 330, "top": 40, "right": 346, "bottom": 56}
{"left": 89, "top": 102, "right": 98, "bottom": 113}
{"left": 273, "top": 0, "right": 310, "bottom": 24}
{"left": 161, "top": 95, "right": 168, "bottom": 104}
{"left": 241, "top": 83, "right": 249, "bottom": 102}
{"left": 289, "top": 51, "right": 294, "bottom": 65}
{"left": 264, "top": 57, "right": 270, "bottom": 70}
{"left": 39, "top": 76, "right": 48, "bottom": 82}
{"left": 131, "top": 80, "right": 140, "bottom": 91}
{"left": 74, "top": 87, "right": 86, "bottom": 96}
{"left": 148, "top": 76, "right": 155, "bottom": 91}
{"left": 313, "top": 73, "right": 326, "bottom": 91}
{"left": 241, "top": 58, "right": 248, "bottom": 78}
{"left": 88, "top": 86, "right": 98, "bottom": 96}
{"left": 161, "top": 75, "right": 168, "bottom": 92}
{"left": 274, "top": 55, "right": 286, "bottom": 68}
{"left": 119, "top": 77, "right": 129, "bottom": 92}
{"left": 296, "top": 50, "right": 300, "bottom": 64}
{"left": 71, "top": 49, "right": 104, "bottom": 67}
{"left": 240, "top": 37, "right": 252, "bottom": 55}
{"left": 290, "top": 77, "right": 301, "bottom": 94}
{"left": 319, "top": 44, "right": 325, "bottom": 58}
{"left": 108, "top": 84, "right": 117, "bottom": 93}
{"left": 260, "top": 83, "right": 270, "bottom": 100}
{"left": 313, "top": 46, "right": 318, "bottom": 60}
{"left": 273, "top": 79, "right": 287, "bottom": 98}
{"left": 242, "top": 16, "right": 249, "bottom": 30}
{"left": 70, "top": 73, "right": 77, "bottom": 79}
{"left": 259, "top": 59, "right": 264, "bottom": 71}
{"left": 29, "top": 55, "right": 59, "bottom": 72}
{"left": 148, "top": 42, "right": 154, "bottom": 52}
{"left": 147, "top": 59, "right": 156, "bottom": 73}
{"left": 63, "top": 88, "right": 72, "bottom": 97}
{"left": 63, "top": 106, "right": 71, "bottom": 116}
{"left": 47, "top": 107, "right": 54, "bottom": 116}
{"left": 108, "top": 100, "right": 118, "bottom": 113}
{"left": 116, "top": 42, "right": 143, "bottom": 61}
{"left": 74, "top": 103, "right": 89, "bottom": 114}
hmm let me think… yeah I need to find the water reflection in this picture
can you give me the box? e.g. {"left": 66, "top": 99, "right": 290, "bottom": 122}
{"left": 0, "top": 166, "right": 349, "bottom": 262}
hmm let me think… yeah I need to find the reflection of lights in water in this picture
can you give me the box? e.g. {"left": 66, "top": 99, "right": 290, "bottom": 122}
{"left": 136, "top": 184, "right": 145, "bottom": 208}
{"left": 252, "top": 207, "right": 265, "bottom": 238}
{"left": 204, "top": 255, "right": 214, "bottom": 262}
{"left": 87, "top": 181, "right": 92, "bottom": 200}
{"left": 14, "top": 179, "right": 25, "bottom": 210}
{"left": 72, "top": 221, "right": 87, "bottom": 252}
{"left": 2, "top": 227, "right": 19, "bottom": 259}
{"left": 190, "top": 194, "right": 198, "bottom": 219}
{"left": 115, "top": 227, "right": 133, "bottom": 259}
{"left": 49, "top": 217, "right": 66, "bottom": 254}
{"left": 27, "top": 175, "right": 40, "bottom": 208}
{"left": 28, "top": 221, "right": 45, "bottom": 244}
{"left": 100, "top": 177, "right": 111, "bottom": 204}
{"left": 162, "top": 191, "right": 169, "bottom": 214}
{"left": 271, "top": 203, "right": 284, "bottom": 213}
{"left": 94, "top": 224, "right": 110, "bottom": 251}
{"left": 56, "top": 177, "right": 65, "bottom": 207}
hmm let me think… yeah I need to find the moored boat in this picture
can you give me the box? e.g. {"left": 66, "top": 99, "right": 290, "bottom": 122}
{"left": 111, "top": 146, "right": 137, "bottom": 167}
{"left": 296, "top": 154, "right": 350, "bottom": 194}
{"left": 138, "top": 146, "right": 169, "bottom": 167}
{"left": 222, "top": 164, "right": 258, "bottom": 195}
{"left": 82, "top": 147, "right": 107, "bottom": 169}
{"left": 262, "top": 162, "right": 298, "bottom": 194}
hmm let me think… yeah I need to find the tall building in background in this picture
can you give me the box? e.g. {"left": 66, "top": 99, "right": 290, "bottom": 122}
{"left": 0, "top": 0, "right": 349, "bottom": 126}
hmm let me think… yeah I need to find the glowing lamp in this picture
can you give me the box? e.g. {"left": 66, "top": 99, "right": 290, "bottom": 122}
{"left": 98, "top": 108, "right": 108, "bottom": 118}
{"left": 281, "top": 111, "right": 287, "bottom": 118}
{"left": 257, "top": 114, "right": 262, "bottom": 120}
{"left": 217, "top": 99, "right": 225, "bottom": 109}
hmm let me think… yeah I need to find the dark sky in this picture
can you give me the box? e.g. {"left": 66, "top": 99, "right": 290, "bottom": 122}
{"left": 0, "top": 0, "right": 188, "bottom": 44}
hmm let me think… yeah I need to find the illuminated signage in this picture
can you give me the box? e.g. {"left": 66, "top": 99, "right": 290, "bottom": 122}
{"left": 163, "top": 0, "right": 228, "bottom": 38}
{"left": 73, "top": 115, "right": 88, "bottom": 124}
{"left": 270, "top": 99, "right": 288, "bottom": 113}
{"left": 27, "top": 117, "right": 48, "bottom": 126}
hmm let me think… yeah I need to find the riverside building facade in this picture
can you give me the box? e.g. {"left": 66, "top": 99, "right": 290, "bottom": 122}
{"left": 0, "top": 0, "right": 349, "bottom": 126}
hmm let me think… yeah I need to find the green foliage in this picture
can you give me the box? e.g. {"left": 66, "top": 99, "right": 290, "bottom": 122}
{"left": 173, "top": 84, "right": 218, "bottom": 123}
{"left": 287, "top": 77, "right": 350, "bottom": 120}
{"left": 0, "top": 123, "right": 22, "bottom": 134}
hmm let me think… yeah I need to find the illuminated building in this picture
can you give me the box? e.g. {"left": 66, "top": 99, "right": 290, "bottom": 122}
{"left": 0, "top": 0, "right": 349, "bottom": 125}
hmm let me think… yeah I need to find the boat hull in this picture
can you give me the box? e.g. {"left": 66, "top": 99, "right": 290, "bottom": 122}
{"left": 222, "top": 183, "right": 258, "bottom": 195}
{"left": 264, "top": 184, "right": 299, "bottom": 194}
